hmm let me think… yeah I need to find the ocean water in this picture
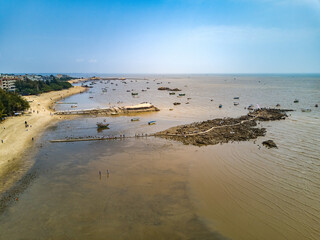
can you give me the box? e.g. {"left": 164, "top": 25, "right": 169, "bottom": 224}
{"left": 0, "top": 74, "right": 319, "bottom": 240}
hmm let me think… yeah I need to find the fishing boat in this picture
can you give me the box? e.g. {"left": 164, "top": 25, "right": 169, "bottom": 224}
{"left": 173, "top": 102, "right": 181, "bottom": 105}
{"left": 233, "top": 102, "right": 239, "bottom": 106}
{"left": 179, "top": 93, "right": 186, "bottom": 96}
{"left": 301, "top": 109, "right": 311, "bottom": 112}
{"left": 169, "top": 92, "right": 175, "bottom": 95}
{"left": 131, "top": 118, "right": 140, "bottom": 121}
{"left": 148, "top": 121, "right": 156, "bottom": 125}
{"left": 131, "top": 92, "right": 138, "bottom": 96}
{"left": 71, "top": 105, "right": 77, "bottom": 108}
{"left": 233, "top": 97, "right": 240, "bottom": 99}
{"left": 89, "top": 96, "right": 93, "bottom": 99}
{"left": 96, "top": 122, "right": 109, "bottom": 130}
{"left": 294, "top": 99, "right": 299, "bottom": 103}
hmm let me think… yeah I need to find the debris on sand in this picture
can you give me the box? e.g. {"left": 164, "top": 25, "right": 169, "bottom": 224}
{"left": 262, "top": 140, "right": 278, "bottom": 149}
{"left": 155, "top": 108, "right": 293, "bottom": 147}
{"left": 158, "top": 87, "right": 181, "bottom": 91}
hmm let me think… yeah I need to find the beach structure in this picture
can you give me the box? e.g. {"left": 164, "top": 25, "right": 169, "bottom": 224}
{"left": 55, "top": 103, "right": 159, "bottom": 116}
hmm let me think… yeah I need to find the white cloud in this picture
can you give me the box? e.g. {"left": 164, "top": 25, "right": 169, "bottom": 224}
{"left": 88, "top": 59, "right": 97, "bottom": 63}
{"left": 75, "top": 58, "right": 84, "bottom": 62}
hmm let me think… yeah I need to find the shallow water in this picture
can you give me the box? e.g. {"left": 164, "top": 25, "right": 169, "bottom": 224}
{"left": 0, "top": 74, "right": 319, "bottom": 239}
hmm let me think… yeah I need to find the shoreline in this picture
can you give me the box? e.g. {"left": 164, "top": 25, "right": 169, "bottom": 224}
{"left": 0, "top": 86, "right": 87, "bottom": 194}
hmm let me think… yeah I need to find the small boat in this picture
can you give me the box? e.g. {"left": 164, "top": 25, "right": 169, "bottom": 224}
{"left": 294, "top": 99, "right": 299, "bottom": 103}
{"left": 131, "top": 92, "right": 138, "bottom": 96}
{"left": 173, "top": 102, "right": 181, "bottom": 105}
{"left": 185, "top": 102, "right": 190, "bottom": 104}
{"left": 179, "top": 93, "right": 186, "bottom": 96}
{"left": 148, "top": 121, "right": 156, "bottom": 125}
{"left": 97, "top": 123, "right": 109, "bottom": 130}
{"left": 127, "top": 90, "right": 131, "bottom": 92}
{"left": 169, "top": 92, "right": 176, "bottom": 95}
{"left": 142, "top": 89, "right": 147, "bottom": 92}
{"left": 131, "top": 118, "right": 140, "bottom": 121}
{"left": 187, "top": 98, "right": 192, "bottom": 100}
{"left": 233, "top": 102, "right": 239, "bottom": 106}
{"left": 219, "top": 104, "right": 223, "bottom": 108}
{"left": 169, "top": 108, "right": 173, "bottom": 111}
{"left": 233, "top": 97, "right": 240, "bottom": 99}
{"left": 71, "top": 105, "right": 77, "bottom": 108}
{"left": 276, "top": 104, "right": 280, "bottom": 107}
{"left": 315, "top": 104, "right": 318, "bottom": 108}
{"left": 147, "top": 87, "right": 150, "bottom": 89}
{"left": 301, "top": 109, "right": 311, "bottom": 112}
{"left": 89, "top": 96, "right": 93, "bottom": 99}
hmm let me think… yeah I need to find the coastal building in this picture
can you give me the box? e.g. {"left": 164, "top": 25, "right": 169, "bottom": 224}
{"left": 56, "top": 74, "right": 69, "bottom": 79}
{"left": 25, "top": 74, "right": 45, "bottom": 81}
{"left": 0, "top": 74, "right": 19, "bottom": 91}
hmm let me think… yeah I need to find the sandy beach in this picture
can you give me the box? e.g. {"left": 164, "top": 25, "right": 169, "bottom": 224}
{"left": 0, "top": 86, "right": 86, "bottom": 193}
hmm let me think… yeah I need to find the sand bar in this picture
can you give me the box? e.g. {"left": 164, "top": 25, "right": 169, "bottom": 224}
{"left": 0, "top": 86, "right": 86, "bottom": 192}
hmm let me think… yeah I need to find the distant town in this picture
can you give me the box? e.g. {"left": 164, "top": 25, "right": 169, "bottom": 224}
{"left": 0, "top": 74, "right": 74, "bottom": 92}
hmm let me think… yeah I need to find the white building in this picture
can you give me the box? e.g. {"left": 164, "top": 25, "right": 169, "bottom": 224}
{"left": 0, "top": 75, "right": 18, "bottom": 92}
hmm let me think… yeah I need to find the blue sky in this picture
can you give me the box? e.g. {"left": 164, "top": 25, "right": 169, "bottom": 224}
{"left": 0, "top": 0, "right": 319, "bottom": 73}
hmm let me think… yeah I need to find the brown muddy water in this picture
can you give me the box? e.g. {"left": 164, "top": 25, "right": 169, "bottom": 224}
{"left": 0, "top": 75, "right": 319, "bottom": 240}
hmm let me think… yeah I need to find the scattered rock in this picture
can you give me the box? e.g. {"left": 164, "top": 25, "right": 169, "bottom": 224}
{"left": 155, "top": 108, "right": 292, "bottom": 147}
{"left": 262, "top": 140, "right": 278, "bottom": 149}
{"left": 158, "top": 87, "right": 181, "bottom": 91}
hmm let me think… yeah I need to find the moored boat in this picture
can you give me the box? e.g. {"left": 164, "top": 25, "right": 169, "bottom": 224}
{"left": 148, "top": 121, "right": 156, "bottom": 125}
{"left": 96, "top": 122, "right": 109, "bottom": 130}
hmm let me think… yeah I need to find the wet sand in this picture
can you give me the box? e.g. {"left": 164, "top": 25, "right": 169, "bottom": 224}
{"left": 0, "top": 137, "right": 227, "bottom": 239}
{"left": 0, "top": 86, "right": 86, "bottom": 194}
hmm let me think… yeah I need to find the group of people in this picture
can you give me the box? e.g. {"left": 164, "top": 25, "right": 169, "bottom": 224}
{"left": 99, "top": 169, "right": 110, "bottom": 179}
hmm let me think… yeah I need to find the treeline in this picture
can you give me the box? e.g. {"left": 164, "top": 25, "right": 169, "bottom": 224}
{"left": 15, "top": 78, "right": 72, "bottom": 95}
{"left": 0, "top": 89, "right": 30, "bottom": 120}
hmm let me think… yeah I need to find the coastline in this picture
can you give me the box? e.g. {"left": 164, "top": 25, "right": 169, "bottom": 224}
{"left": 0, "top": 85, "right": 87, "bottom": 193}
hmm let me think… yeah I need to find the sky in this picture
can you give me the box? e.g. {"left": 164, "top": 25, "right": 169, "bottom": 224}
{"left": 0, "top": 0, "right": 319, "bottom": 74}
